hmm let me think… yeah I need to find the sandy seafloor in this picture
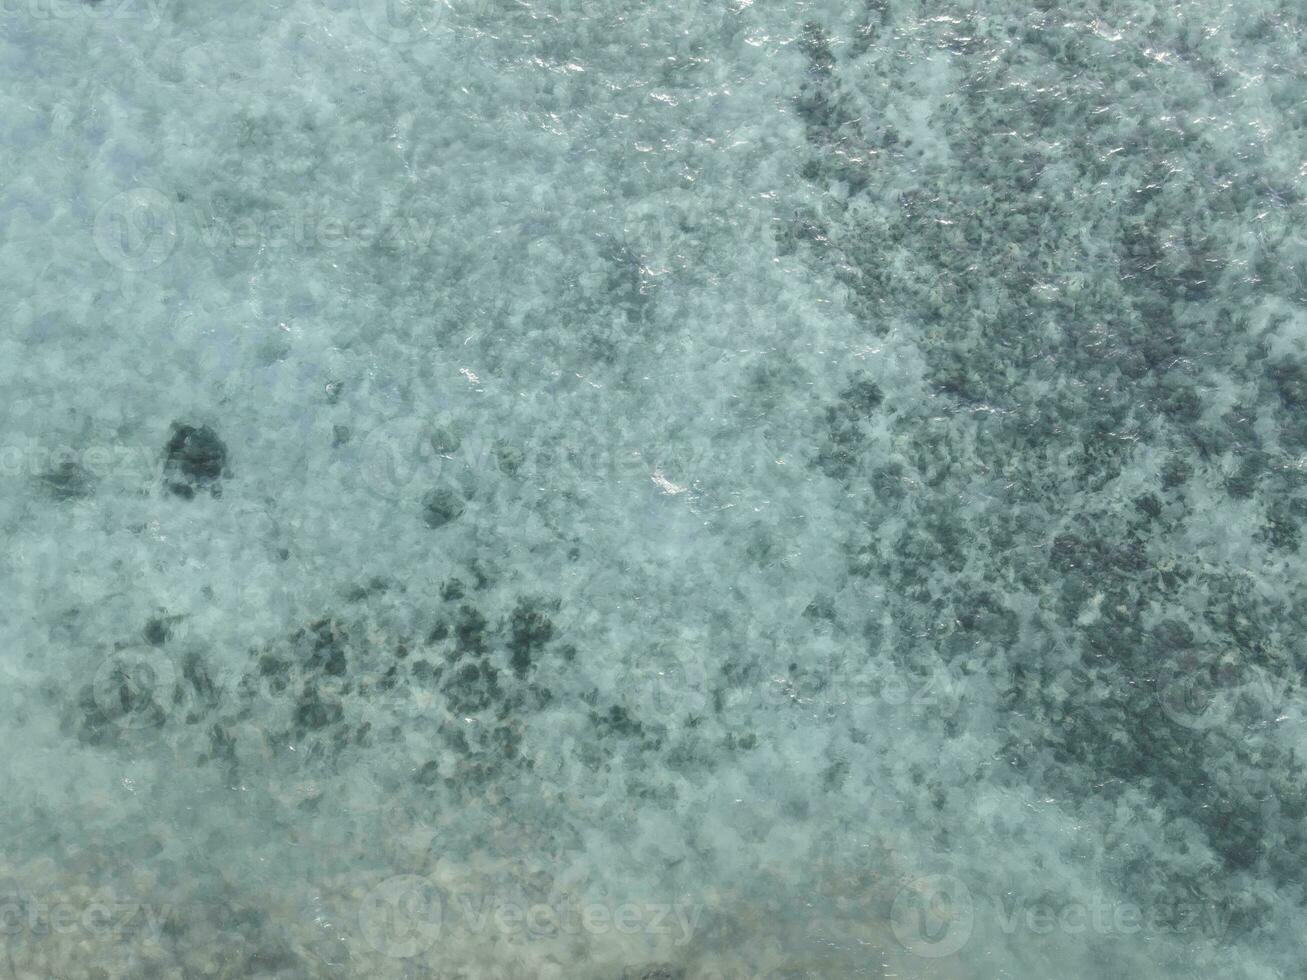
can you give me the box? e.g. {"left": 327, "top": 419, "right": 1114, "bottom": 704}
{"left": 2, "top": 0, "right": 1307, "bottom": 976}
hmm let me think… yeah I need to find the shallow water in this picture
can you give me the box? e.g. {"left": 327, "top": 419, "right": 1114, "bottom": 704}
{"left": 2, "top": 0, "right": 1306, "bottom": 977}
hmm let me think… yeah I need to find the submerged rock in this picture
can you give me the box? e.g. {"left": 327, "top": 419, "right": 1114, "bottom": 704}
{"left": 163, "top": 423, "right": 229, "bottom": 499}
{"left": 620, "top": 967, "right": 685, "bottom": 980}
{"left": 143, "top": 616, "right": 173, "bottom": 646}
{"left": 421, "top": 488, "right": 464, "bottom": 528}
{"left": 38, "top": 459, "right": 95, "bottom": 501}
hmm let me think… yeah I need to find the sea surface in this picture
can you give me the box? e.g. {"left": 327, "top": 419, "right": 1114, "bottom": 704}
{"left": 2, "top": 0, "right": 1306, "bottom": 977}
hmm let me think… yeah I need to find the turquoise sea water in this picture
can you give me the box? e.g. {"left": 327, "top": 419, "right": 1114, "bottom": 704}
{"left": 2, "top": 0, "right": 1306, "bottom": 977}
